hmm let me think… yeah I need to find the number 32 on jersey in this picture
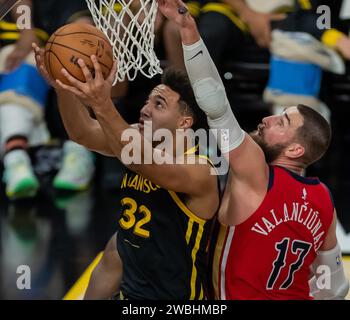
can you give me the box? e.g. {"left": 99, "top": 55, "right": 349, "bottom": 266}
{"left": 119, "top": 197, "right": 152, "bottom": 238}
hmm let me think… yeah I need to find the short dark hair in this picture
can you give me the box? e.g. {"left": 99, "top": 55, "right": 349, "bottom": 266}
{"left": 296, "top": 104, "right": 332, "bottom": 166}
{"left": 161, "top": 68, "right": 209, "bottom": 131}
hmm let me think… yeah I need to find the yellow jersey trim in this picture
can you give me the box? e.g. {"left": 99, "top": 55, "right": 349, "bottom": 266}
{"left": 114, "top": 3, "right": 122, "bottom": 13}
{"left": 0, "top": 21, "right": 49, "bottom": 42}
{"left": 186, "top": 219, "right": 194, "bottom": 244}
{"left": 184, "top": 144, "right": 199, "bottom": 155}
{"left": 168, "top": 190, "right": 206, "bottom": 225}
{"left": 35, "top": 28, "right": 49, "bottom": 42}
{"left": 199, "top": 285, "right": 204, "bottom": 300}
{"left": 201, "top": 3, "right": 248, "bottom": 32}
{"left": 184, "top": 144, "right": 215, "bottom": 168}
{"left": 0, "top": 32, "right": 20, "bottom": 40}
{"left": 187, "top": 1, "right": 201, "bottom": 17}
{"left": 321, "top": 29, "right": 345, "bottom": 48}
{"left": 0, "top": 21, "right": 18, "bottom": 31}
{"left": 268, "top": 6, "right": 294, "bottom": 14}
{"left": 190, "top": 223, "right": 204, "bottom": 300}
{"left": 101, "top": 3, "right": 122, "bottom": 15}
{"left": 198, "top": 154, "right": 215, "bottom": 168}
{"left": 298, "top": 0, "right": 312, "bottom": 10}
{"left": 212, "top": 224, "right": 229, "bottom": 300}
{"left": 63, "top": 252, "right": 103, "bottom": 300}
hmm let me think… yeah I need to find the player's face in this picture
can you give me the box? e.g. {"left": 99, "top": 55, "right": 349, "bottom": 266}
{"left": 250, "top": 107, "right": 305, "bottom": 162}
{"left": 138, "top": 85, "right": 187, "bottom": 134}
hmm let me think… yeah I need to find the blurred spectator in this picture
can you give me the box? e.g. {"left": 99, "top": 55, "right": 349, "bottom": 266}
{"left": 194, "top": 1, "right": 288, "bottom": 66}
{"left": 0, "top": 0, "right": 49, "bottom": 200}
{"left": 37, "top": 0, "right": 96, "bottom": 192}
{"left": 164, "top": 0, "right": 350, "bottom": 123}
{"left": 0, "top": 0, "right": 95, "bottom": 200}
{"left": 161, "top": 0, "right": 288, "bottom": 69}
{"left": 264, "top": 0, "right": 350, "bottom": 121}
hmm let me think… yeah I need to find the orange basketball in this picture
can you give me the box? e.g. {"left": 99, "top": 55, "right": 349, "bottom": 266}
{"left": 44, "top": 23, "right": 114, "bottom": 85}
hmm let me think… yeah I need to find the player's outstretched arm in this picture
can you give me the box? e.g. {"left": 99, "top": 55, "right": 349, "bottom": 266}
{"left": 84, "top": 233, "right": 123, "bottom": 300}
{"left": 158, "top": 0, "right": 269, "bottom": 191}
{"left": 32, "top": 44, "right": 115, "bottom": 156}
{"left": 310, "top": 210, "right": 350, "bottom": 300}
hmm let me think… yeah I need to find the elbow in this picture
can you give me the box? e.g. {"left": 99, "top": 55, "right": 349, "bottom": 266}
{"left": 192, "top": 78, "right": 228, "bottom": 119}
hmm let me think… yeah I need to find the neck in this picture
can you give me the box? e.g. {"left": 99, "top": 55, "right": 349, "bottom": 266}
{"left": 271, "top": 158, "right": 305, "bottom": 176}
{"left": 154, "top": 135, "right": 194, "bottom": 157}
{"left": 175, "top": 135, "right": 196, "bottom": 157}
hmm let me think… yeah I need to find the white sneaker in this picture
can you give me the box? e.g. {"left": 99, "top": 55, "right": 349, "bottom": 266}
{"left": 53, "top": 141, "right": 95, "bottom": 191}
{"left": 3, "top": 150, "right": 39, "bottom": 200}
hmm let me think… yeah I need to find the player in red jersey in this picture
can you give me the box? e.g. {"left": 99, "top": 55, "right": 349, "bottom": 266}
{"left": 159, "top": 0, "right": 349, "bottom": 299}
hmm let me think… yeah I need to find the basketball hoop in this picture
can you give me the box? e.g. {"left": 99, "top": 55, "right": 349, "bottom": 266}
{"left": 85, "top": 0, "right": 163, "bottom": 83}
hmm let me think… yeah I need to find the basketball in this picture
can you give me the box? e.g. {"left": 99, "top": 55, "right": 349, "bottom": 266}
{"left": 44, "top": 23, "right": 114, "bottom": 85}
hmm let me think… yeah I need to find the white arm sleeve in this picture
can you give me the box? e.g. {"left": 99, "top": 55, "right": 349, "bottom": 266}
{"left": 183, "top": 38, "right": 245, "bottom": 153}
{"left": 310, "top": 244, "right": 349, "bottom": 300}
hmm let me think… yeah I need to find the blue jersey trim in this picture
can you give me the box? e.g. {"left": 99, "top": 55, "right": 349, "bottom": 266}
{"left": 321, "top": 183, "right": 335, "bottom": 210}
{"left": 268, "top": 165, "right": 275, "bottom": 191}
{"left": 277, "top": 166, "right": 320, "bottom": 185}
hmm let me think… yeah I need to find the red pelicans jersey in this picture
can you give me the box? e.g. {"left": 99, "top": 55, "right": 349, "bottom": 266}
{"left": 211, "top": 165, "right": 334, "bottom": 300}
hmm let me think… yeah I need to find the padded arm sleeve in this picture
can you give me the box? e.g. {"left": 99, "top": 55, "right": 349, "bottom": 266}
{"left": 310, "top": 244, "right": 350, "bottom": 300}
{"left": 183, "top": 38, "right": 245, "bottom": 153}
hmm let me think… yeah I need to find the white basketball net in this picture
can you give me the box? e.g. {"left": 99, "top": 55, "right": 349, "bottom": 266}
{"left": 85, "top": 0, "right": 163, "bottom": 83}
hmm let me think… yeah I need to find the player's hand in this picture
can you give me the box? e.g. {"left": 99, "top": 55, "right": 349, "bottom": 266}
{"left": 335, "top": 35, "right": 350, "bottom": 60}
{"left": 157, "top": 0, "right": 199, "bottom": 44}
{"left": 240, "top": 9, "right": 285, "bottom": 48}
{"left": 32, "top": 43, "right": 61, "bottom": 90}
{"left": 5, "top": 30, "right": 39, "bottom": 72}
{"left": 157, "top": 0, "right": 192, "bottom": 27}
{"left": 56, "top": 55, "right": 118, "bottom": 109}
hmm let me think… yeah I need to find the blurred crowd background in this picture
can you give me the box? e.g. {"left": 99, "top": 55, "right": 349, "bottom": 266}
{"left": 0, "top": 0, "right": 350, "bottom": 299}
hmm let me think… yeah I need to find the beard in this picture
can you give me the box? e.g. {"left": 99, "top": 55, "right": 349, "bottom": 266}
{"left": 250, "top": 130, "right": 287, "bottom": 163}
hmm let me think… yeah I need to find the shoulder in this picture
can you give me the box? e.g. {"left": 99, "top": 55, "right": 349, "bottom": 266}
{"left": 319, "top": 182, "right": 335, "bottom": 209}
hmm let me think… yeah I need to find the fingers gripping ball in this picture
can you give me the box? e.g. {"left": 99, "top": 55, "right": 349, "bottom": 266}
{"left": 44, "top": 23, "right": 114, "bottom": 85}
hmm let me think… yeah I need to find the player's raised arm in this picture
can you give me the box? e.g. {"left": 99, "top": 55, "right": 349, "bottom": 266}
{"left": 158, "top": 0, "right": 269, "bottom": 190}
